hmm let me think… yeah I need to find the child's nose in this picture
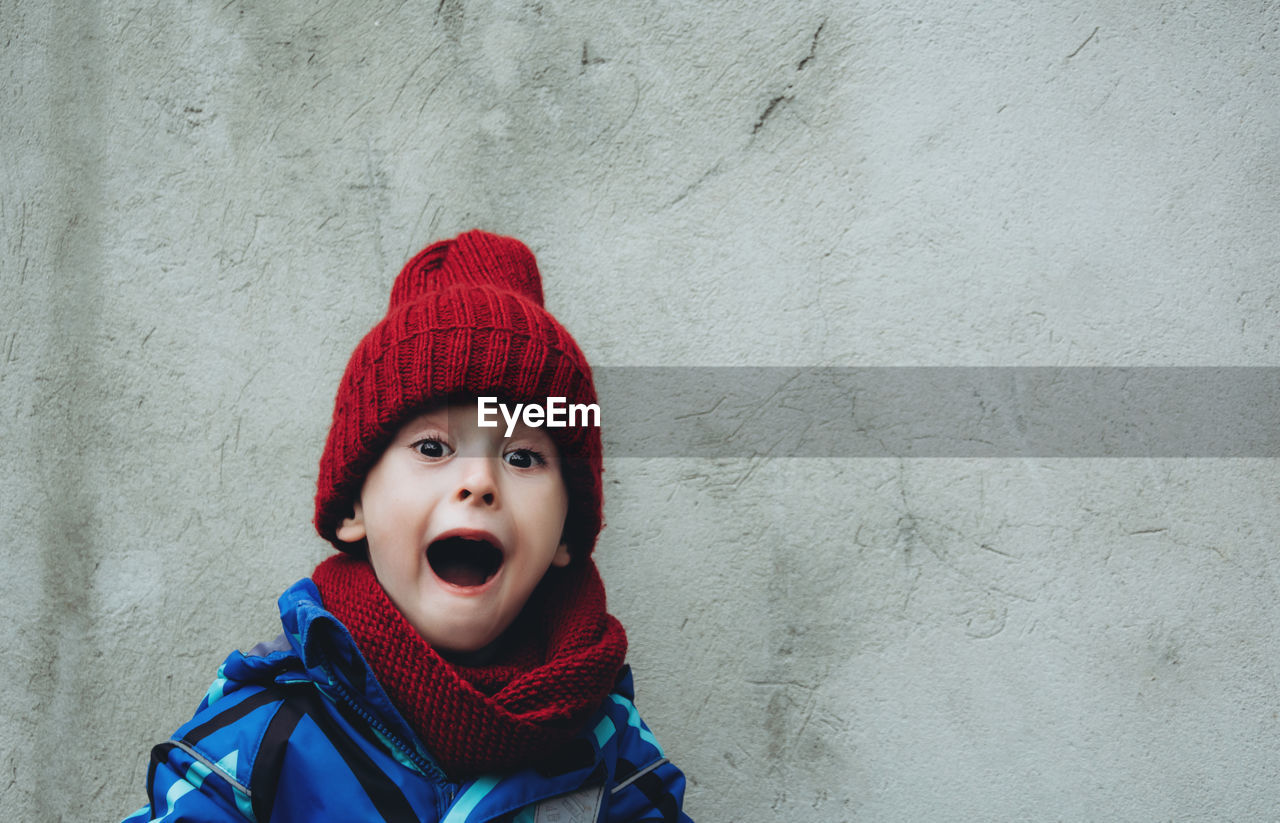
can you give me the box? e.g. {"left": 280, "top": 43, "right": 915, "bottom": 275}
{"left": 455, "top": 458, "right": 497, "bottom": 506}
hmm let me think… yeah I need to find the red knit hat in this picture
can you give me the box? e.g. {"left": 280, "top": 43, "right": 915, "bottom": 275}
{"left": 314, "top": 230, "right": 603, "bottom": 558}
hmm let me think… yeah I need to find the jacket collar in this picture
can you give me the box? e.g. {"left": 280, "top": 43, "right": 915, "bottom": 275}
{"left": 276, "top": 577, "right": 433, "bottom": 764}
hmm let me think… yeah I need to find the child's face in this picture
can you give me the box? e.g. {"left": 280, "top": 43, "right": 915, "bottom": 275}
{"left": 336, "top": 400, "right": 571, "bottom": 654}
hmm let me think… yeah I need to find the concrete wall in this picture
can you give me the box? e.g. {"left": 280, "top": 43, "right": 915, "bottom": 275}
{"left": 3, "top": 1, "right": 1277, "bottom": 819}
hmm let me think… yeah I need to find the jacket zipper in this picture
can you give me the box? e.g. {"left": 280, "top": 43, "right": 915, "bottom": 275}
{"left": 326, "top": 674, "right": 453, "bottom": 788}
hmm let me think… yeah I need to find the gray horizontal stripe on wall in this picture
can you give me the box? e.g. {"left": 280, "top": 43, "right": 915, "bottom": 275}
{"left": 587, "top": 368, "right": 1280, "bottom": 458}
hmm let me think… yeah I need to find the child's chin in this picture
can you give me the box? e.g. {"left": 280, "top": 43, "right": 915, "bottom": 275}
{"left": 413, "top": 600, "right": 510, "bottom": 652}
{"left": 429, "top": 623, "right": 507, "bottom": 658}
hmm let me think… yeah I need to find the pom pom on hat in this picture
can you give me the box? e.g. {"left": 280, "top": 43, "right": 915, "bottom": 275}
{"left": 314, "top": 230, "right": 603, "bottom": 558}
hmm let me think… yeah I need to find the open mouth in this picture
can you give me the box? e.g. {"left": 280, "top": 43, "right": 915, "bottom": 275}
{"left": 427, "top": 536, "right": 503, "bottom": 588}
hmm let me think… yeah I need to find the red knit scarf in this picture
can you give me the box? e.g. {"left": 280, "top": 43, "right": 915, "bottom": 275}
{"left": 311, "top": 554, "right": 627, "bottom": 779}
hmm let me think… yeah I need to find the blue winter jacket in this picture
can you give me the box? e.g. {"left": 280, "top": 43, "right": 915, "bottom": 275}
{"left": 123, "top": 578, "right": 692, "bottom": 822}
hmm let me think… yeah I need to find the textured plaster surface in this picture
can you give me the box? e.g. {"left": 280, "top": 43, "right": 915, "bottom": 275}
{"left": 2, "top": 2, "right": 1278, "bottom": 820}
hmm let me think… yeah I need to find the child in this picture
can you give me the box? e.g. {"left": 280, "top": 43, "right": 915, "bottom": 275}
{"left": 123, "top": 230, "right": 693, "bottom": 822}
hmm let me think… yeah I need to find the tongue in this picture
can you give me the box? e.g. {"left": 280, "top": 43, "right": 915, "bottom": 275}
{"left": 436, "top": 558, "right": 489, "bottom": 587}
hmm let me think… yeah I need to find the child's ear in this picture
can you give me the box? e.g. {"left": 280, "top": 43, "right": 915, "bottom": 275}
{"left": 335, "top": 502, "right": 367, "bottom": 544}
{"left": 550, "top": 540, "right": 572, "bottom": 568}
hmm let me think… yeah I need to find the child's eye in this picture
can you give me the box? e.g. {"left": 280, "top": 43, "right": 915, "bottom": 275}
{"left": 412, "top": 438, "right": 453, "bottom": 459}
{"left": 504, "top": 448, "right": 545, "bottom": 469}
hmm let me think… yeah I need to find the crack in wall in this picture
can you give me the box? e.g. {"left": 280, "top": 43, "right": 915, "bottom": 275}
{"left": 797, "top": 20, "right": 825, "bottom": 71}
{"left": 752, "top": 94, "right": 794, "bottom": 135}
{"left": 1066, "top": 25, "right": 1100, "bottom": 59}
{"left": 749, "top": 19, "right": 825, "bottom": 138}
{"left": 670, "top": 18, "right": 830, "bottom": 209}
